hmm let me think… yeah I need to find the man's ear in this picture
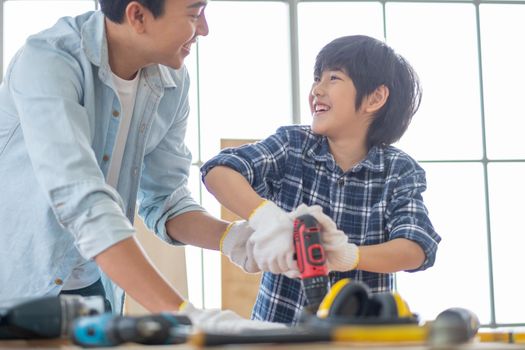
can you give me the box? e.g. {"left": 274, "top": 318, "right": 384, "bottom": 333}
{"left": 125, "top": 1, "right": 147, "bottom": 33}
{"left": 364, "top": 85, "right": 389, "bottom": 114}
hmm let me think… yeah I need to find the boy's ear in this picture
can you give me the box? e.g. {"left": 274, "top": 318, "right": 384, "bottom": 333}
{"left": 125, "top": 1, "right": 147, "bottom": 33}
{"left": 364, "top": 85, "right": 389, "bottom": 114}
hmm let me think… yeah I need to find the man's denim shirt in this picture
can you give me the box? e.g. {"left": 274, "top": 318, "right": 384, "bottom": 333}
{"left": 0, "top": 11, "right": 203, "bottom": 312}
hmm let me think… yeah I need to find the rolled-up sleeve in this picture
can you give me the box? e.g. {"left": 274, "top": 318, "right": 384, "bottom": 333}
{"left": 200, "top": 128, "right": 290, "bottom": 197}
{"left": 386, "top": 166, "right": 441, "bottom": 271}
{"left": 9, "top": 40, "right": 134, "bottom": 259}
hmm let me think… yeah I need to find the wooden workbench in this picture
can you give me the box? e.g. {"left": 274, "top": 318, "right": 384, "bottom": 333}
{"left": 1, "top": 339, "right": 523, "bottom": 350}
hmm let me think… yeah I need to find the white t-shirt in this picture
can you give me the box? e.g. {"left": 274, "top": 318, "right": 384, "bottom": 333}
{"left": 62, "top": 70, "right": 141, "bottom": 291}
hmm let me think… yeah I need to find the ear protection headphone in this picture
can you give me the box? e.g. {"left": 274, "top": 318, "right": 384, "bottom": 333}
{"left": 314, "top": 278, "right": 418, "bottom": 325}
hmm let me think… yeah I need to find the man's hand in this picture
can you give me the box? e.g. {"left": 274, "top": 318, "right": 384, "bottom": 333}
{"left": 247, "top": 201, "right": 298, "bottom": 276}
{"left": 178, "top": 302, "right": 288, "bottom": 333}
{"left": 292, "top": 204, "right": 359, "bottom": 272}
{"left": 220, "top": 221, "right": 259, "bottom": 273}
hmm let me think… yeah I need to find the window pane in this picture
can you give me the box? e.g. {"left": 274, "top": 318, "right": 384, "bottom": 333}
{"left": 4, "top": 1, "right": 95, "bottom": 73}
{"left": 396, "top": 163, "right": 490, "bottom": 323}
{"left": 386, "top": 3, "right": 482, "bottom": 161}
{"left": 297, "top": 2, "right": 383, "bottom": 124}
{"left": 488, "top": 163, "right": 525, "bottom": 324}
{"left": 198, "top": 1, "right": 291, "bottom": 162}
{"left": 480, "top": 5, "right": 525, "bottom": 159}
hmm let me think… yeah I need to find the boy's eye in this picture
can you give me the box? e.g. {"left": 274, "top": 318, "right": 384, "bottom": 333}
{"left": 313, "top": 76, "right": 320, "bottom": 82}
{"left": 330, "top": 74, "right": 341, "bottom": 81}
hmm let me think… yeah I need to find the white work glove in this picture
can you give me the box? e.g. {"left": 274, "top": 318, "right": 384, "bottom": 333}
{"left": 293, "top": 204, "right": 359, "bottom": 272}
{"left": 220, "top": 221, "right": 259, "bottom": 273}
{"left": 178, "top": 302, "right": 288, "bottom": 333}
{"left": 247, "top": 201, "right": 298, "bottom": 277}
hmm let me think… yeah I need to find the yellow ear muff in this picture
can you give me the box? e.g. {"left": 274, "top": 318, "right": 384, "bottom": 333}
{"left": 317, "top": 278, "right": 350, "bottom": 319}
{"left": 316, "top": 278, "right": 371, "bottom": 319}
{"left": 391, "top": 292, "right": 413, "bottom": 318}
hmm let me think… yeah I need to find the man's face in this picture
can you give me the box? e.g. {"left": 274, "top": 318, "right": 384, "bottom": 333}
{"left": 142, "top": 0, "right": 209, "bottom": 69}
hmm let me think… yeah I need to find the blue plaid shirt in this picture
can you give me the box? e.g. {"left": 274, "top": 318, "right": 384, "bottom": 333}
{"left": 201, "top": 125, "right": 440, "bottom": 324}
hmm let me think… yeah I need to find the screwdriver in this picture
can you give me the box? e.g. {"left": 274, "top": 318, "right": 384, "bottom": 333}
{"left": 71, "top": 312, "right": 192, "bottom": 347}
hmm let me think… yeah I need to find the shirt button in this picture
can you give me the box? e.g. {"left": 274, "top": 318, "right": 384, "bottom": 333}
{"left": 103, "top": 154, "right": 110, "bottom": 161}
{"left": 338, "top": 178, "right": 345, "bottom": 186}
{"left": 112, "top": 110, "right": 120, "bottom": 118}
{"left": 55, "top": 278, "right": 63, "bottom": 286}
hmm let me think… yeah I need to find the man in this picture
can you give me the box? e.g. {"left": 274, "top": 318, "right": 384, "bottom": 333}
{"left": 0, "top": 0, "right": 283, "bottom": 331}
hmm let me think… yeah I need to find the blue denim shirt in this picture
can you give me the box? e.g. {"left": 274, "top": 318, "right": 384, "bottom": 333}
{"left": 0, "top": 11, "right": 203, "bottom": 312}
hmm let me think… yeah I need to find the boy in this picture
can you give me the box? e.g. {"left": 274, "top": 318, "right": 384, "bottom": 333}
{"left": 0, "top": 0, "right": 284, "bottom": 332}
{"left": 202, "top": 35, "right": 441, "bottom": 324}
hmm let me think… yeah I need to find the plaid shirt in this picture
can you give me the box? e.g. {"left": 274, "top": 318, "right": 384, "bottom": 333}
{"left": 201, "top": 125, "right": 440, "bottom": 324}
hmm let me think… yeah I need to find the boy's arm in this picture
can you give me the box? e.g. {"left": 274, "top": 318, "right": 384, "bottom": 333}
{"left": 203, "top": 166, "right": 303, "bottom": 276}
{"left": 357, "top": 238, "right": 425, "bottom": 273}
{"left": 95, "top": 236, "right": 184, "bottom": 312}
{"left": 203, "top": 166, "right": 265, "bottom": 219}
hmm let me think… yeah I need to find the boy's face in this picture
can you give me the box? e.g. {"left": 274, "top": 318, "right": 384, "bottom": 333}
{"left": 140, "top": 0, "right": 209, "bottom": 69}
{"left": 309, "top": 70, "right": 370, "bottom": 141}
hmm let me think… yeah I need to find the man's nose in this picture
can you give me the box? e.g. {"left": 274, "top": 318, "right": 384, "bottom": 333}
{"left": 197, "top": 12, "right": 209, "bottom": 37}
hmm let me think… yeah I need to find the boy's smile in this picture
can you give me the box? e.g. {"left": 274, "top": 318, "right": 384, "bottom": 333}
{"left": 312, "top": 101, "right": 331, "bottom": 116}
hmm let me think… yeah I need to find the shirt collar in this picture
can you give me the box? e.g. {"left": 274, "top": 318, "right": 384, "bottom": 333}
{"left": 308, "top": 135, "right": 385, "bottom": 173}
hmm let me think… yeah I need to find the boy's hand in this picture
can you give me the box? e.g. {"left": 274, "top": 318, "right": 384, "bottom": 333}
{"left": 220, "top": 221, "right": 259, "bottom": 273}
{"left": 247, "top": 201, "right": 299, "bottom": 276}
{"left": 293, "top": 204, "right": 360, "bottom": 272}
{"left": 177, "top": 302, "right": 288, "bottom": 332}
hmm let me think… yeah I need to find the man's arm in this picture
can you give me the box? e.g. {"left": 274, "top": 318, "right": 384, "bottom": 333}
{"left": 165, "top": 210, "right": 230, "bottom": 250}
{"left": 95, "top": 236, "right": 184, "bottom": 312}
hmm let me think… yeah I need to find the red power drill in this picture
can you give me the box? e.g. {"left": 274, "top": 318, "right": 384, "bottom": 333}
{"left": 293, "top": 214, "right": 329, "bottom": 314}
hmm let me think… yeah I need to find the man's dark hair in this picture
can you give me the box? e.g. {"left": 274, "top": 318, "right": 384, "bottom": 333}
{"left": 314, "top": 35, "right": 422, "bottom": 149}
{"left": 99, "top": 0, "right": 166, "bottom": 23}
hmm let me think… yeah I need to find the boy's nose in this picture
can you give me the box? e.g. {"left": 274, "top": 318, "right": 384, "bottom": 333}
{"left": 311, "top": 84, "right": 324, "bottom": 97}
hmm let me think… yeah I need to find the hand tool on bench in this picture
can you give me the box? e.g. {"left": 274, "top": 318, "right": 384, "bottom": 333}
{"left": 71, "top": 312, "right": 192, "bottom": 347}
{"left": 0, "top": 295, "right": 105, "bottom": 340}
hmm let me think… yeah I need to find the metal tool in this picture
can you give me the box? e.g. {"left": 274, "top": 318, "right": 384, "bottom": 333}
{"left": 0, "top": 294, "right": 105, "bottom": 339}
{"left": 293, "top": 214, "right": 329, "bottom": 313}
{"left": 71, "top": 312, "right": 192, "bottom": 347}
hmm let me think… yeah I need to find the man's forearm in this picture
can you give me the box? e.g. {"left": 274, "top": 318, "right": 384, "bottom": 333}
{"left": 357, "top": 238, "right": 425, "bottom": 273}
{"left": 94, "top": 236, "right": 184, "bottom": 313}
{"left": 204, "top": 166, "right": 264, "bottom": 219}
{"left": 166, "top": 211, "right": 230, "bottom": 250}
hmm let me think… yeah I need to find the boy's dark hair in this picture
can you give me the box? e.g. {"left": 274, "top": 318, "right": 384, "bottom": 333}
{"left": 99, "top": 0, "right": 165, "bottom": 23}
{"left": 314, "top": 35, "right": 422, "bottom": 149}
